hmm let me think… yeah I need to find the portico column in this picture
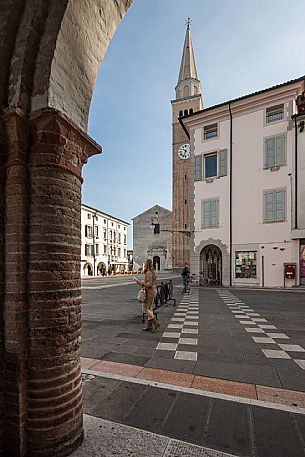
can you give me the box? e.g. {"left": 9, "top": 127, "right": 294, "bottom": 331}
{"left": 2, "top": 107, "right": 100, "bottom": 457}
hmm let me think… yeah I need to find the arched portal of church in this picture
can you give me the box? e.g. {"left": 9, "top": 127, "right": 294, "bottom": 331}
{"left": 153, "top": 256, "right": 161, "bottom": 271}
{"left": 200, "top": 245, "right": 222, "bottom": 286}
{"left": 0, "top": 1, "right": 132, "bottom": 456}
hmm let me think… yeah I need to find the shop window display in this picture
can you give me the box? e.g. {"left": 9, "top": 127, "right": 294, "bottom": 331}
{"left": 235, "top": 251, "right": 257, "bottom": 278}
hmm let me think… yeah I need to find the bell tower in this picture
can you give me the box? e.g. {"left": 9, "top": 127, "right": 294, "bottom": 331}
{"left": 171, "top": 19, "right": 203, "bottom": 269}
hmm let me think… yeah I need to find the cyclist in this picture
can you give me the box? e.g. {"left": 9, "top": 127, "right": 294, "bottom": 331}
{"left": 181, "top": 263, "right": 190, "bottom": 292}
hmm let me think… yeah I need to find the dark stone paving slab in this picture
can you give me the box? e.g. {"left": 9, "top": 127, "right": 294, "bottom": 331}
{"left": 144, "top": 357, "right": 196, "bottom": 373}
{"left": 204, "top": 400, "right": 251, "bottom": 457}
{"left": 277, "top": 368, "right": 305, "bottom": 392}
{"left": 101, "top": 352, "right": 149, "bottom": 366}
{"left": 193, "top": 361, "right": 282, "bottom": 387}
{"left": 162, "top": 392, "right": 211, "bottom": 445}
{"left": 252, "top": 407, "right": 305, "bottom": 457}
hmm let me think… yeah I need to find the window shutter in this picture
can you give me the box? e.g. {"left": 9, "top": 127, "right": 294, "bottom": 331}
{"left": 275, "top": 136, "right": 285, "bottom": 166}
{"left": 265, "top": 138, "right": 275, "bottom": 168}
{"left": 202, "top": 200, "right": 211, "bottom": 228}
{"left": 85, "top": 225, "right": 88, "bottom": 237}
{"left": 85, "top": 244, "right": 89, "bottom": 255}
{"left": 275, "top": 189, "right": 285, "bottom": 221}
{"left": 218, "top": 149, "right": 227, "bottom": 176}
{"left": 264, "top": 191, "right": 274, "bottom": 221}
{"left": 194, "top": 155, "right": 202, "bottom": 181}
{"left": 211, "top": 199, "right": 218, "bottom": 226}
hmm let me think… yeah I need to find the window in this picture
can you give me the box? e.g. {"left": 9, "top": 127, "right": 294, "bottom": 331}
{"left": 103, "top": 229, "right": 107, "bottom": 240}
{"left": 118, "top": 224, "right": 120, "bottom": 229}
{"left": 264, "top": 188, "right": 286, "bottom": 222}
{"left": 201, "top": 198, "right": 219, "bottom": 228}
{"left": 189, "top": 108, "right": 194, "bottom": 114}
{"left": 124, "top": 249, "right": 127, "bottom": 257}
{"left": 94, "top": 226, "right": 99, "bottom": 237}
{"left": 204, "top": 124, "right": 218, "bottom": 140}
{"left": 95, "top": 244, "right": 99, "bottom": 255}
{"left": 85, "top": 225, "right": 93, "bottom": 238}
{"left": 85, "top": 244, "right": 94, "bottom": 256}
{"left": 179, "top": 110, "right": 183, "bottom": 117}
{"left": 264, "top": 135, "right": 285, "bottom": 168}
{"left": 235, "top": 252, "right": 257, "bottom": 278}
{"left": 118, "top": 248, "right": 121, "bottom": 257}
{"left": 95, "top": 215, "right": 98, "bottom": 221}
{"left": 184, "top": 109, "right": 188, "bottom": 116}
{"left": 124, "top": 235, "right": 127, "bottom": 244}
{"left": 266, "top": 104, "right": 284, "bottom": 123}
{"left": 124, "top": 227, "right": 126, "bottom": 231}
{"left": 205, "top": 154, "right": 217, "bottom": 178}
{"left": 104, "top": 219, "right": 106, "bottom": 224}
{"left": 87, "top": 213, "right": 91, "bottom": 219}
{"left": 118, "top": 233, "right": 121, "bottom": 243}
{"left": 103, "top": 245, "right": 107, "bottom": 254}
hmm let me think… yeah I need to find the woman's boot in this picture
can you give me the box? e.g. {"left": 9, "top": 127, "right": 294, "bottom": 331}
{"left": 151, "top": 317, "right": 160, "bottom": 332}
{"left": 143, "top": 318, "right": 153, "bottom": 331}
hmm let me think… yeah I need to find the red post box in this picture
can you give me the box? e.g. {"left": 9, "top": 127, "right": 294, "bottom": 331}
{"left": 284, "top": 263, "right": 296, "bottom": 279}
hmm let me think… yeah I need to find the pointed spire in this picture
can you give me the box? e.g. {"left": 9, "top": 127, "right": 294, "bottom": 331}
{"left": 175, "top": 20, "right": 201, "bottom": 101}
{"left": 178, "top": 21, "right": 199, "bottom": 83}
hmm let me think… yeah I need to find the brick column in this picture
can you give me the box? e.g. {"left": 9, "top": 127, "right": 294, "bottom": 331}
{"left": 0, "top": 118, "right": 5, "bottom": 456}
{"left": 2, "top": 107, "right": 100, "bottom": 457}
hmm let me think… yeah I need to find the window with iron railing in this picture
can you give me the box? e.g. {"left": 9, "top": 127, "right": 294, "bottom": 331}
{"left": 266, "top": 104, "right": 284, "bottom": 123}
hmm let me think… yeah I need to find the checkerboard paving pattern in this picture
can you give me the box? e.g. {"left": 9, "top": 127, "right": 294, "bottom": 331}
{"left": 156, "top": 290, "right": 199, "bottom": 361}
{"left": 217, "top": 289, "right": 305, "bottom": 370}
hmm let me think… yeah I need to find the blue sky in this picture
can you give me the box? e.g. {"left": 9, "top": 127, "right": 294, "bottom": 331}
{"left": 83, "top": 0, "right": 305, "bottom": 248}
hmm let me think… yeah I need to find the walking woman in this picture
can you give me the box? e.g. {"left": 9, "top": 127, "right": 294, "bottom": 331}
{"left": 139, "top": 259, "right": 160, "bottom": 332}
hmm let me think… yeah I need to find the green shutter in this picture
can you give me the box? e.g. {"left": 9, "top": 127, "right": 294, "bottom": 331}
{"left": 211, "top": 199, "right": 218, "bottom": 226}
{"left": 85, "top": 225, "right": 88, "bottom": 237}
{"left": 194, "top": 155, "right": 202, "bottom": 181}
{"left": 275, "top": 189, "right": 285, "bottom": 220}
{"left": 275, "top": 136, "right": 285, "bottom": 166}
{"left": 264, "top": 191, "right": 274, "bottom": 221}
{"left": 218, "top": 149, "right": 227, "bottom": 176}
{"left": 265, "top": 138, "right": 275, "bottom": 168}
{"left": 202, "top": 199, "right": 218, "bottom": 228}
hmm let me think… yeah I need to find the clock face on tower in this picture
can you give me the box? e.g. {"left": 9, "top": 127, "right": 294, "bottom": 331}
{"left": 177, "top": 143, "right": 190, "bottom": 160}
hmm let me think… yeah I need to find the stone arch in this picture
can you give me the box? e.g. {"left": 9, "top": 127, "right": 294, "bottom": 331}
{"left": 191, "top": 238, "right": 230, "bottom": 286}
{"left": 97, "top": 261, "right": 107, "bottom": 275}
{"left": 0, "top": 1, "right": 132, "bottom": 456}
{"left": 83, "top": 262, "right": 94, "bottom": 276}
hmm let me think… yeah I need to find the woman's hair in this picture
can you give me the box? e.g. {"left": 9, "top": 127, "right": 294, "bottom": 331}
{"left": 144, "top": 259, "right": 156, "bottom": 278}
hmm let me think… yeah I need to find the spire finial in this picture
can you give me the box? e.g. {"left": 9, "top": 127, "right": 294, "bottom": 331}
{"left": 185, "top": 17, "right": 191, "bottom": 30}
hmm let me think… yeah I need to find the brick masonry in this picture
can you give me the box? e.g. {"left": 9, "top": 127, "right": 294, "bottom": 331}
{"left": 0, "top": 1, "right": 132, "bottom": 455}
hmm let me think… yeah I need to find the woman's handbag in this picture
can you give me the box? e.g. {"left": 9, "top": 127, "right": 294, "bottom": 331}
{"left": 137, "top": 288, "right": 146, "bottom": 302}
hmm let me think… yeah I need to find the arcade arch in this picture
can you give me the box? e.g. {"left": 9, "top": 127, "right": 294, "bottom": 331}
{"left": 0, "top": 1, "right": 132, "bottom": 456}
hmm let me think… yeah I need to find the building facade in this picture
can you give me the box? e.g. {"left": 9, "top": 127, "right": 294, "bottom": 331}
{"left": 133, "top": 205, "right": 173, "bottom": 272}
{"left": 171, "top": 23, "right": 203, "bottom": 270}
{"left": 182, "top": 78, "right": 305, "bottom": 287}
{"left": 81, "top": 204, "right": 129, "bottom": 277}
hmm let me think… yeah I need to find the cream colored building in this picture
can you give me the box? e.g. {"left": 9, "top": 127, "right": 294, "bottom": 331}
{"left": 81, "top": 204, "right": 129, "bottom": 277}
{"left": 181, "top": 78, "right": 305, "bottom": 287}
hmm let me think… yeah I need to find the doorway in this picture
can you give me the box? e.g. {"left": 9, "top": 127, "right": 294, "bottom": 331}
{"left": 200, "top": 245, "right": 222, "bottom": 286}
{"left": 153, "top": 256, "right": 160, "bottom": 271}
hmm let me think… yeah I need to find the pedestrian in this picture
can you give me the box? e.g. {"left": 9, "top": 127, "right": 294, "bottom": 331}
{"left": 181, "top": 263, "right": 190, "bottom": 288}
{"left": 138, "top": 259, "right": 159, "bottom": 332}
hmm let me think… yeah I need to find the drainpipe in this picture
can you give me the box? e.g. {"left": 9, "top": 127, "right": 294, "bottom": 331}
{"left": 294, "top": 115, "right": 298, "bottom": 229}
{"left": 229, "top": 103, "right": 233, "bottom": 286}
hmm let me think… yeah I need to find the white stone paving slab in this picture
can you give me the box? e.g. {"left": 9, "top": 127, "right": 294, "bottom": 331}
{"left": 252, "top": 337, "right": 275, "bottom": 344}
{"left": 266, "top": 333, "right": 289, "bottom": 339}
{"left": 237, "top": 315, "right": 250, "bottom": 319}
{"left": 294, "top": 360, "right": 305, "bottom": 370}
{"left": 240, "top": 321, "right": 256, "bottom": 325}
{"left": 168, "top": 324, "right": 183, "bottom": 329}
{"left": 162, "top": 332, "right": 181, "bottom": 339}
{"left": 245, "top": 328, "right": 265, "bottom": 333}
{"left": 278, "top": 344, "right": 305, "bottom": 352}
{"left": 174, "top": 351, "right": 197, "bottom": 361}
{"left": 156, "top": 342, "right": 177, "bottom": 351}
{"left": 258, "top": 325, "right": 277, "bottom": 330}
{"left": 172, "top": 318, "right": 185, "bottom": 322}
{"left": 183, "top": 322, "right": 198, "bottom": 326}
{"left": 174, "top": 313, "right": 186, "bottom": 317}
{"left": 262, "top": 349, "right": 291, "bottom": 359}
{"left": 252, "top": 318, "right": 268, "bottom": 322}
{"left": 181, "top": 328, "right": 198, "bottom": 334}
{"left": 246, "top": 313, "right": 260, "bottom": 317}
{"left": 178, "top": 338, "right": 198, "bottom": 345}
{"left": 185, "top": 315, "right": 198, "bottom": 320}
